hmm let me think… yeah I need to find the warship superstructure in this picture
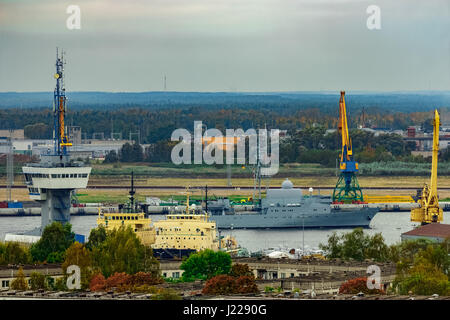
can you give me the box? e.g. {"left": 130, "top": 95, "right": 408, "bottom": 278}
{"left": 208, "top": 178, "right": 379, "bottom": 229}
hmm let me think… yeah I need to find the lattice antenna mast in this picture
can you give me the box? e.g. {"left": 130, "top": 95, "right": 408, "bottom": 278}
{"left": 53, "top": 48, "right": 72, "bottom": 156}
{"left": 6, "top": 130, "right": 13, "bottom": 202}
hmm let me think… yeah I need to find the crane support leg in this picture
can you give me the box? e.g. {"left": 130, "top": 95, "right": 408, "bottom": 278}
{"left": 332, "top": 172, "right": 364, "bottom": 204}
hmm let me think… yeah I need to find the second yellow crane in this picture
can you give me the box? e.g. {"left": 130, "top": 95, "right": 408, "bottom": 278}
{"left": 411, "top": 109, "right": 443, "bottom": 225}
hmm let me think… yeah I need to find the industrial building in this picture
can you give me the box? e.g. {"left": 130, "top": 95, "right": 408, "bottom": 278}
{"left": 401, "top": 223, "right": 450, "bottom": 243}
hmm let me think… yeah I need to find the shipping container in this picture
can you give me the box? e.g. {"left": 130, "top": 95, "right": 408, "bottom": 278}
{"left": 7, "top": 202, "right": 23, "bottom": 208}
{"left": 75, "top": 234, "right": 85, "bottom": 244}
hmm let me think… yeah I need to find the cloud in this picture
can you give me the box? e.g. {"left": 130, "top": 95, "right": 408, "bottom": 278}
{"left": 0, "top": 0, "right": 448, "bottom": 91}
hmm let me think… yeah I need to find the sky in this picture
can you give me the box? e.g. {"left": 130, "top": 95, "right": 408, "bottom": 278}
{"left": 0, "top": 0, "right": 449, "bottom": 92}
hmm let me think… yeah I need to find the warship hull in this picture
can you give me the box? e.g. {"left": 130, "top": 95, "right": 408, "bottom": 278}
{"left": 209, "top": 207, "right": 379, "bottom": 229}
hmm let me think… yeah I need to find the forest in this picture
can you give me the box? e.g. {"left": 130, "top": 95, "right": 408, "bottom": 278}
{"left": 1, "top": 91, "right": 450, "bottom": 167}
{"left": 0, "top": 104, "right": 446, "bottom": 144}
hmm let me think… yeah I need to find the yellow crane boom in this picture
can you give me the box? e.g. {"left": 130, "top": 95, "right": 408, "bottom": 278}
{"left": 339, "top": 91, "right": 352, "bottom": 162}
{"left": 411, "top": 109, "right": 443, "bottom": 224}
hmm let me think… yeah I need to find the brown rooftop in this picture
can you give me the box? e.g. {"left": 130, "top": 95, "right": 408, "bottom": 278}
{"left": 402, "top": 223, "right": 450, "bottom": 239}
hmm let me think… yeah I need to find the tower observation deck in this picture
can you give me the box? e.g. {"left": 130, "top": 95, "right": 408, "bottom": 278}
{"left": 22, "top": 49, "right": 91, "bottom": 234}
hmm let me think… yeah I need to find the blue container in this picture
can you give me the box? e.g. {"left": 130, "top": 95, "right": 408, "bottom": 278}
{"left": 8, "top": 202, "right": 23, "bottom": 208}
{"left": 75, "top": 234, "right": 86, "bottom": 244}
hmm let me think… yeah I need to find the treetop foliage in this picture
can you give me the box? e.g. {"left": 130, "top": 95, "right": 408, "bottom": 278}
{"left": 180, "top": 249, "right": 232, "bottom": 281}
{"left": 319, "top": 228, "right": 390, "bottom": 262}
{"left": 30, "top": 222, "right": 75, "bottom": 263}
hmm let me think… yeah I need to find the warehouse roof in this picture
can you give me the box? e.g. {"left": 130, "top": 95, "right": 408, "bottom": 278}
{"left": 402, "top": 223, "right": 450, "bottom": 239}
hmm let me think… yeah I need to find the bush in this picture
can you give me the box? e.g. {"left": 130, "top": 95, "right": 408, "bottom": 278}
{"left": 202, "top": 275, "right": 237, "bottom": 295}
{"left": 132, "top": 284, "right": 159, "bottom": 294}
{"left": 89, "top": 273, "right": 106, "bottom": 292}
{"left": 202, "top": 274, "right": 259, "bottom": 295}
{"left": 30, "top": 272, "right": 47, "bottom": 290}
{"left": 129, "top": 272, "right": 163, "bottom": 287}
{"left": 230, "top": 263, "right": 254, "bottom": 278}
{"left": 89, "top": 271, "right": 163, "bottom": 293}
{"left": 54, "top": 277, "right": 68, "bottom": 291}
{"left": 235, "top": 276, "right": 259, "bottom": 294}
{"left": 339, "top": 277, "right": 384, "bottom": 295}
{"left": 105, "top": 272, "right": 132, "bottom": 292}
{"left": 151, "top": 288, "right": 182, "bottom": 300}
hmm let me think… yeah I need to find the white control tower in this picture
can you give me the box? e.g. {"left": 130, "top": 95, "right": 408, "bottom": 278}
{"left": 22, "top": 49, "right": 91, "bottom": 234}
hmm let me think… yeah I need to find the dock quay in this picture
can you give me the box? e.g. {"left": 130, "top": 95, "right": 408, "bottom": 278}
{"left": 0, "top": 206, "right": 100, "bottom": 216}
{"left": 3, "top": 202, "right": 450, "bottom": 217}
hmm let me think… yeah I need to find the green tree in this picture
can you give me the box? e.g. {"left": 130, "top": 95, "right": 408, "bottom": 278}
{"left": 104, "top": 150, "right": 119, "bottom": 163}
{"left": 10, "top": 267, "right": 28, "bottom": 291}
{"left": 119, "top": 142, "right": 144, "bottom": 162}
{"left": 54, "top": 277, "right": 68, "bottom": 291}
{"left": 30, "top": 272, "right": 47, "bottom": 290}
{"left": 62, "top": 242, "right": 93, "bottom": 290}
{"left": 365, "top": 233, "right": 390, "bottom": 262}
{"left": 30, "top": 222, "right": 75, "bottom": 263}
{"left": 145, "top": 140, "right": 177, "bottom": 163}
{"left": 318, "top": 232, "right": 341, "bottom": 259}
{"left": 180, "top": 249, "right": 232, "bottom": 281}
{"left": 394, "top": 256, "right": 450, "bottom": 295}
{"left": 319, "top": 228, "right": 389, "bottom": 262}
{"left": 90, "top": 226, "right": 159, "bottom": 278}
{"left": 86, "top": 226, "right": 107, "bottom": 250}
{"left": 388, "top": 238, "right": 434, "bottom": 270}
{"left": 391, "top": 239, "right": 450, "bottom": 295}
{"left": 0, "top": 242, "right": 32, "bottom": 265}
{"left": 24, "top": 123, "right": 51, "bottom": 139}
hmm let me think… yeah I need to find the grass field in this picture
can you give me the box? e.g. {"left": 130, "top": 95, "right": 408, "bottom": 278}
{"left": 3, "top": 162, "right": 450, "bottom": 203}
{"left": 4, "top": 175, "right": 450, "bottom": 203}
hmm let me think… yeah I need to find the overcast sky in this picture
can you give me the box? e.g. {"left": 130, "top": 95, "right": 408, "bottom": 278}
{"left": 0, "top": 0, "right": 449, "bottom": 92}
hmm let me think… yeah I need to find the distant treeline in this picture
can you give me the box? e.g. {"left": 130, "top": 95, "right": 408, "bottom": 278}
{"left": 0, "top": 105, "right": 446, "bottom": 145}
{"left": 1, "top": 91, "right": 450, "bottom": 112}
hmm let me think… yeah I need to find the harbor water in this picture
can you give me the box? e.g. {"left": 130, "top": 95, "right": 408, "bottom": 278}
{"left": 1, "top": 211, "right": 449, "bottom": 253}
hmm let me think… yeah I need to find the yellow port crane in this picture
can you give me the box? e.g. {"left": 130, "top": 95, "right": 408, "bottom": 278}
{"left": 411, "top": 109, "right": 443, "bottom": 224}
{"left": 332, "top": 91, "right": 364, "bottom": 203}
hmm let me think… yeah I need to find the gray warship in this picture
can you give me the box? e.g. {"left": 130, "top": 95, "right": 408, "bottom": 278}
{"left": 207, "top": 178, "right": 379, "bottom": 229}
